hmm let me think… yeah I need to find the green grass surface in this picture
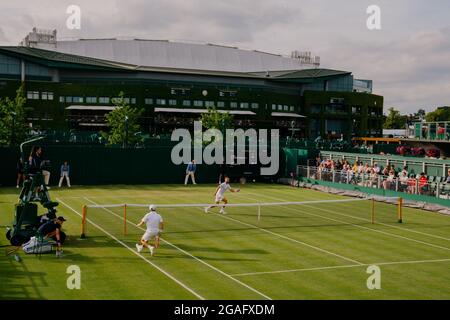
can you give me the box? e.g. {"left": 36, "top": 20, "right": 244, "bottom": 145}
{"left": 1, "top": 183, "right": 450, "bottom": 300}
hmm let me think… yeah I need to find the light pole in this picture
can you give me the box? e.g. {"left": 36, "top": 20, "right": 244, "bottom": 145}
{"left": 123, "top": 115, "right": 129, "bottom": 148}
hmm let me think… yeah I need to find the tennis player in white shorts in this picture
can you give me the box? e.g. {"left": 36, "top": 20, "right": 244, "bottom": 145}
{"left": 204, "top": 176, "right": 240, "bottom": 214}
{"left": 136, "top": 204, "right": 164, "bottom": 256}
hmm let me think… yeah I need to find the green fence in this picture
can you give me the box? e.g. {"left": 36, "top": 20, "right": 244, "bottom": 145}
{"left": 0, "top": 145, "right": 287, "bottom": 187}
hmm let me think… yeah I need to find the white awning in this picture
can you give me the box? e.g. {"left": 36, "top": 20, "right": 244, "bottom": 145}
{"left": 66, "top": 105, "right": 118, "bottom": 111}
{"left": 154, "top": 108, "right": 256, "bottom": 115}
{"left": 79, "top": 123, "right": 109, "bottom": 127}
{"left": 271, "top": 112, "right": 306, "bottom": 118}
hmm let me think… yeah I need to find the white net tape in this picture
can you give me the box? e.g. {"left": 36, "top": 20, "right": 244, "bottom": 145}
{"left": 85, "top": 196, "right": 401, "bottom": 209}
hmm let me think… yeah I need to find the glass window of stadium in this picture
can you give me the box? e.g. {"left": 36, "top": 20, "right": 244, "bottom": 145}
{"left": 157, "top": 99, "right": 167, "bottom": 105}
{"left": 145, "top": 98, "right": 153, "bottom": 105}
{"left": 99, "top": 97, "right": 110, "bottom": 104}
{"left": 251, "top": 103, "right": 259, "bottom": 109}
{"left": 240, "top": 102, "right": 249, "bottom": 109}
{"left": 272, "top": 104, "right": 276, "bottom": 110}
{"left": 169, "top": 99, "right": 177, "bottom": 106}
{"left": 194, "top": 100, "right": 203, "bottom": 107}
{"left": 41, "top": 92, "right": 53, "bottom": 100}
{"left": 86, "top": 96, "right": 97, "bottom": 103}
{"left": 182, "top": 100, "right": 191, "bottom": 107}
{"left": 27, "top": 91, "right": 39, "bottom": 100}
{"left": 217, "top": 101, "right": 225, "bottom": 108}
{"left": 230, "top": 102, "right": 238, "bottom": 108}
{"left": 205, "top": 101, "right": 215, "bottom": 107}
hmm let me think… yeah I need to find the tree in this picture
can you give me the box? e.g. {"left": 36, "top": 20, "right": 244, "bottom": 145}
{"left": 0, "top": 85, "right": 28, "bottom": 145}
{"left": 200, "top": 107, "right": 234, "bottom": 132}
{"left": 425, "top": 107, "right": 450, "bottom": 122}
{"left": 105, "top": 92, "right": 143, "bottom": 147}
{"left": 383, "top": 107, "right": 407, "bottom": 129}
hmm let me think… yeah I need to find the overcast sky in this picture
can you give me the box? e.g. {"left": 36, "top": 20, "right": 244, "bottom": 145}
{"left": 1, "top": 0, "right": 449, "bottom": 114}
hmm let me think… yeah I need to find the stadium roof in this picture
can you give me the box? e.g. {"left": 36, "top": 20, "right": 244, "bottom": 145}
{"left": 0, "top": 46, "right": 352, "bottom": 81}
{"left": 0, "top": 46, "right": 131, "bottom": 71}
{"left": 39, "top": 39, "right": 316, "bottom": 73}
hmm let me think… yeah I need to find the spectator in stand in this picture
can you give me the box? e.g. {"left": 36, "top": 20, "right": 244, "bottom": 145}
{"left": 357, "top": 162, "right": 364, "bottom": 174}
{"left": 369, "top": 168, "right": 378, "bottom": 187}
{"left": 383, "top": 170, "right": 395, "bottom": 190}
{"left": 418, "top": 173, "right": 428, "bottom": 194}
{"left": 407, "top": 175, "right": 417, "bottom": 194}
{"left": 58, "top": 161, "right": 71, "bottom": 188}
{"left": 16, "top": 158, "right": 24, "bottom": 188}
{"left": 399, "top": 171, "right": 409, "bottom": 192}
{"left": 373, "top": 163, "right": 381, "bottom": 175}
{"left": 401, "top": 166, "right": 409, "bottom": 176}
{"left": 382, "top": 165, "right": 391, "bottom": 177}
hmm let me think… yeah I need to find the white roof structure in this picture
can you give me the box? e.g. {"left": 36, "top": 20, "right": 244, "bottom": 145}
{"left": 271, "top": 112, "right": 306, "bottom": 118}
{"left": 66, "top": 105, "right": 118, "bottom": 111}
{"left": 31, "top": 37, "right": 318, "bottom": 73}
{"left": 154, "top": 108, "right": 256, "bottom": 115}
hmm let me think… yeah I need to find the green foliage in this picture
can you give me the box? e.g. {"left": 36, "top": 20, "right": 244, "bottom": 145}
{"left": 200, "top": 107, "right": 234, "bottom": 131}
{"left": 105, "top": 92, "right": 144, "bottom": 147}
{"left": 0, "top": 85, "right": 28, "bottom": 145}
{"left": 383, "top": 107, "right": 407, "bottom": 129}
{"left": 425, "top": 107, "right": 450, "bottom": 122}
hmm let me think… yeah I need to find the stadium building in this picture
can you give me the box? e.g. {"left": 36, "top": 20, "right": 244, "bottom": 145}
{"left": 0, "top": 28, "right": 383, "bottom": 139}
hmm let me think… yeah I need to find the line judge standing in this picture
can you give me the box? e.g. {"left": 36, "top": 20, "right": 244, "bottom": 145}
{"left": 184, "top": 159, "right": 197, "bottom": 185}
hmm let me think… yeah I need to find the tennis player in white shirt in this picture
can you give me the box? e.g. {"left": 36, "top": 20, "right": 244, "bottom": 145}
{"left": 136, "top": 204, "right": 164, "bottom": 256}
{"left": 204, "top": 176, "right": 240, "bottom": 214}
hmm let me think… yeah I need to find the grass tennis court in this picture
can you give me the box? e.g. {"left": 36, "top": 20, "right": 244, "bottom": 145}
{"left": 1, "top": 183, "right": 450, "bottom": 300}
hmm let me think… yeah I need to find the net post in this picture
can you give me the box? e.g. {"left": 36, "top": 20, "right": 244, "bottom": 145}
{"left": 371, "top": 198, "right": 375, "bottom": 224}
{"left": 81, "top": 205, "right": 87, "bottom": 239}
{"left": 124, "top": 204, "right": 127, "bottom": 235}
{"left": 397, "top": 197, "right": 403, "bottom": 223}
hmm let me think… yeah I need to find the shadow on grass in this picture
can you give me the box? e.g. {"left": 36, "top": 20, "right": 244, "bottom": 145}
{"left": 167, "top": 243, "right": 268, "bottom": 255}
{"left": 163, "top": 221, "right": 373, "bottom": 236}
{"left": 0, "top": 254, "right": 47, "bottom": 300}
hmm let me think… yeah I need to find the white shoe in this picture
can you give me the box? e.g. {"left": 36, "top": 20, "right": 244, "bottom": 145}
{"left": 135, "top": 244, "right": 143, "bottom": 253}
{"left": 149, "top": 246, "right": 155, "bottom": 256}
{"left": 204, "top": 207, "right": 209, "bottom": 213}
{"left": 220, "top": 210, "right": 226, "bottom": 215}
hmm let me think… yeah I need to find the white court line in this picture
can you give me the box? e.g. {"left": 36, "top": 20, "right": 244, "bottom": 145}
{"left": 231, "top": 258, "right": 450, "bottom": 277}
{"left": 258, "top": 189, "right": 450, "bottom": 242}
{"left": 83, "top": 197, "right": 272, "bottom": 300}
{"left": 242, "top": 192, "right": 450, "bottom": 253}
{"left": 56, "top": 198, "right": 205, "bottom": 300}
{"left": 202, "top": 207, "right": 364, "bottom": 266}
